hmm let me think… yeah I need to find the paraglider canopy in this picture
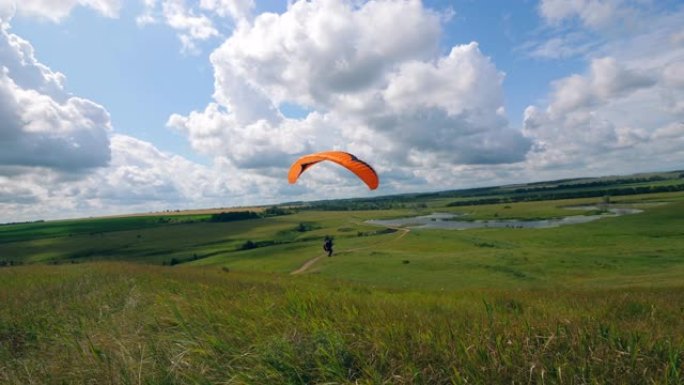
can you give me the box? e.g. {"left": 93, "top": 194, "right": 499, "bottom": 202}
{"left": 288, "top": 151, "right": 379, "bottom": 190}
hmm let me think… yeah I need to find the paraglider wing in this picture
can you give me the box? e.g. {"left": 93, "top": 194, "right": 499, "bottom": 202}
{"left": 288, "top": 151, "right": 379, "bottom": 190}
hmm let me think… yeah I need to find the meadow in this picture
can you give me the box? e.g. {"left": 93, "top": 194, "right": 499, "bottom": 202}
{"left": 1, "top": 172, "right": 683, "bottom": 384}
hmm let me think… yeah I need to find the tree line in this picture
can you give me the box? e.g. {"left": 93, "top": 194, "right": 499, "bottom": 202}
{"left": 208, "top": 206, "right": 292, "bottom": 222}
{"left": 447, "top": 183, "right": 684, "bottom": 207}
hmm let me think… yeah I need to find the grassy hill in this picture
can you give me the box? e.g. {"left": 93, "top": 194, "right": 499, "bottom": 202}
{"left": 1, "top": 171, "right": 683, "bottom": 383}
{"left": 1, "top": 263, "right": 682, "bottom": 384}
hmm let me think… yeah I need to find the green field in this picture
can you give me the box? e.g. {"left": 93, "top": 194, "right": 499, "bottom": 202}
{"left": 1, "top": 173, "right": 683, "bottom": 384}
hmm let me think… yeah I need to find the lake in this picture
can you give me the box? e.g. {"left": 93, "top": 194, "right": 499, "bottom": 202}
{"left": 366, "top": 206, "right": 643, "bottom": 230}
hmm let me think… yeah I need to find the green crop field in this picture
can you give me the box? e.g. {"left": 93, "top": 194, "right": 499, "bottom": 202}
{"left": 1, "top": 172, "right": 683, "bottom": 384}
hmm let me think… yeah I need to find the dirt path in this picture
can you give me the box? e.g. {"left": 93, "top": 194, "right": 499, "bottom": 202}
{"left": 290, "top": 226, "right": 410, "bottom": 275}
{"left": 290, "top": 254, "right": 325, "bottom": 275}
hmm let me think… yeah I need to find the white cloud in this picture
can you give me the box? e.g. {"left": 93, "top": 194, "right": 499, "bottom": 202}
{"left": 215, "top": 0, "right": 441, "bottom": 107}
{"left": 162, "top": 0, "right": 220, "bottom": 53}
{"left": 99, "top": 135, "right": 230, "bottom": 205}
{"left": 0, "top": 0, "right": 121, "bottom": 22}
{"left": 171, "top": 0, "right": 532, "bottom": 199}
{"left": 200, "top": 0, "right": 254, "bottom": 21}
{"left": 0, "top": 1, "right": 283, "bottom": 222}
{"left": 663, "top": 61, "right": 684, "bottom": 89}
{"left": 524, "top": 0, "right": 666, "bottom": 62}
{"left": 524, "top": 34, "right": 600, "bottom": 59}
{"left": 590, "top": 57, "right": 655, "bottom": 98}
{"left": 523, "top": 3, "right": 684, "bottom": 175}
{"left": 135, "top": 0, "right": 158, "bottom": 25}
{"left": 0, "top": 20, "right": 65, "bottom": 96}
{"left": 538, "top": 0, "right": 644, "bottom": 29}
{"left": 137, "top": 0, "right": 253, "bottom": 53}
{"left": 672, "top": 29, "right": 684, "bottom": 45}
{"left": 0, "top": 23, "right": 111, "bottom": 172}
{"left": 0, "top": 134, "right": 283, "bottom": 222}
{"left": 540, "top": 57, "right": 656, "bottom": 118}
{"left": 346, "top": 42, "right": 531, "bottom": 166}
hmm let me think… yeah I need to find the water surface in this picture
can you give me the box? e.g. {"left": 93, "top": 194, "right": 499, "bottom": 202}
{"left": 367, "top": 206, "right": 642, "bottom": 230}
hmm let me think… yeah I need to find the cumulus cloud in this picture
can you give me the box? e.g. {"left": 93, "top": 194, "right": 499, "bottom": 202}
{"left": 170, "top": 0, "right": 532, "bottom": 196}
{"left": 0, "top": 19, "right": 65, "bottom": 96}
{"left": 538, "top": 57, "right": 656, "bottom": 118}
{"left": 523, "top": 4, "right": 684, "bottom": 175}
{"left": 4, "top": 0, "right": 683, "bottom": 223}
{"left": 96, "top": 135, "right": 237, "bottom": 205}
{"left": 0, "top": 134, "right": 285, "bottom": 222}
{"left": 344, "top": 42, "right": 531, "bottom": 166}
{"left": 0, "top": 0, "right": 277, "bottom": 222}
{"left": 519, "top": 1, "right": 684, "bottom": 177}
{"left": 0, "top": 23, "right": 111, "bottom": 172}
{"left": 523, "top": 58, "right": 652, "bottom": 150}
{"left": 214, "top": 0, "right": 441, "bottom": 107}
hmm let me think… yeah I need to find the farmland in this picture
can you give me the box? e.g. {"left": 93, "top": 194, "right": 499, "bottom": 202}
{"left": 1, "top": 170, "right": 683, "bottom": 384}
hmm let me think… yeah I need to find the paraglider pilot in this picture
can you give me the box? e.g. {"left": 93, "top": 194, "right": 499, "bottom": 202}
{"left": 323, "top": 236, "right": 334, "bottom": 257}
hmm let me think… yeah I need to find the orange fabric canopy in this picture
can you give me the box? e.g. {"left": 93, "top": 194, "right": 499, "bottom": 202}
{"left": 288, "top": 151, "right": 379, "bottom": 190}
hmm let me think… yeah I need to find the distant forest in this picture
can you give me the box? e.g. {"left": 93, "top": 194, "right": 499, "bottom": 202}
{"left": 447, "top": 183, "right": 684, "bottom": 207}
{"left": 209, "top": 206, "right": 291, "bottom": 222}
{"left": 298, "top": 173, "right": 684, "bottom": 211}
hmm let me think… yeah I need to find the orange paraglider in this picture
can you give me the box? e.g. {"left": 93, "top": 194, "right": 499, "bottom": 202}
{"left": 288, "top": 151, "right": 379, "bottom": 190}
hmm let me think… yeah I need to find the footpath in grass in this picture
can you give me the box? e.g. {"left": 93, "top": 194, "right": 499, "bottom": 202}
{"left": 1, "top": 263, "right": 682, "bottom": 384}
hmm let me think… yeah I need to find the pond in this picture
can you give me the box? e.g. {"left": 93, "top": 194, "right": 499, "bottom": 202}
{"left": 366, "top": 206, "right": 643, "bottom": 230}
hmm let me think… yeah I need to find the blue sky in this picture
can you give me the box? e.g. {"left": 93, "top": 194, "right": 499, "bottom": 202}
{"left": 1, "top": 0, "right": 683, "bottom": 222}
{"left": 10, "top": 4, "right": 215, "bottom": 163}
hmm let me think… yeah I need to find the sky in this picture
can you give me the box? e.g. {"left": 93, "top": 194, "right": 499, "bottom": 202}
{"left": 1, "top": 0, "right": 683, "bottom": 223}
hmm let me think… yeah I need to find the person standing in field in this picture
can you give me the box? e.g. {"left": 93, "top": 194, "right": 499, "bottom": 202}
{"left": 323, "top": 236, "right": 334, "bottom": 257}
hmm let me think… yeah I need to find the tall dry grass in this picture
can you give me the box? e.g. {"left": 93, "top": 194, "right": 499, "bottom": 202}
{"left": 1, "top": 263, "right": 682, "bottom": 384}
